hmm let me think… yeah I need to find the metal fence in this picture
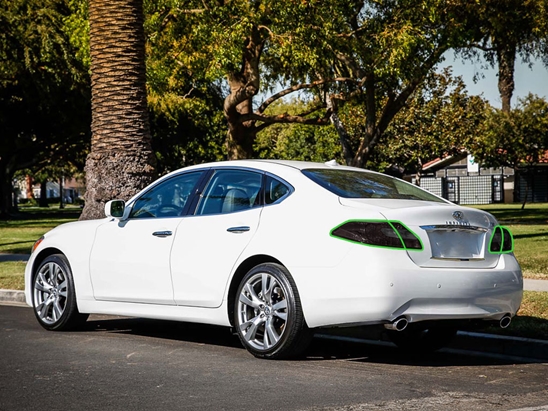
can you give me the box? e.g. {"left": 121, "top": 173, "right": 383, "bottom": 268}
{"left": 420, "top": 175, "right": 503, "bottom": 204}
{"left": 515, "top": 169, "right": 548, "bottom": 203}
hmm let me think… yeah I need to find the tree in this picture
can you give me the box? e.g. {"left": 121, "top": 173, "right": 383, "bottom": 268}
{"left": 457, "top": 0, "right": 548, "bottom": 112}
{"left": 375, "top": 69, "right": 488, "bottom": 182}
{"left": 81, "top": 0, "right": 157, "bottom": 220}
{"left": 254, "top": 99, "right": 342, "bottom": 163}
{"left": 472, "top": 94, "right": 548, "bottom": 208}
{"left": 145, "top": 0, "right": 482, "bottom": 166}
{"left": 146, "top": 0, "right": 348, "bottom": 160}
{"left": 145, "top": 0, "right": 227, "bottom": 173}
{"left": 0, "top": 0, "right": 90, "bottom": 218}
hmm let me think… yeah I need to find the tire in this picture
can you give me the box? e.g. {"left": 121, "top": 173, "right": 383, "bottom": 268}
{"left": 387, "top": 326, "right": 457, "bottom": 355}
{"left": 234, "top": 263, "right": 312, "bottom": 359}
{"left": 32, "top": 254, "right": 88, "bottom": 331}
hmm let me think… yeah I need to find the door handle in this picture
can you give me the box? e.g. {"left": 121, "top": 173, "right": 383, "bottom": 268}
{"left": 152, "top": 231, "right": 173, "bottom": 237}
{"left": 227, "top": 226, "right": 250, "bottom": 233}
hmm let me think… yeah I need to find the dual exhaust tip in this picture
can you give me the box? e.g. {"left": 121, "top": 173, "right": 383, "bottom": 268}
{"left": 384, "top": 314, "right": 512, "bottom": 332}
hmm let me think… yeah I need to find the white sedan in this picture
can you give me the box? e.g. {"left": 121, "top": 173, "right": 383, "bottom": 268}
{"left": 25, "top": 160, "right": 523, "bottom": 359}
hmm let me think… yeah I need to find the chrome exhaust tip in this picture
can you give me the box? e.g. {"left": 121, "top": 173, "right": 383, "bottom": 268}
{"left": 384, "top": 317, "right": 409, "bottom": 332}
{"left": 499, "top": 314, "right": 512, "bottom": 329}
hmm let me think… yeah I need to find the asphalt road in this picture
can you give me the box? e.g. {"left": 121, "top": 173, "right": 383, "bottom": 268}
{"left": 1, "top": 304, "right": 548, "bottom": 411}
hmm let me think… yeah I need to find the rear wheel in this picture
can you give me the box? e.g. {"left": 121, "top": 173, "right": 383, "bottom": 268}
{"left": 234, "top": 263, "right": 312, "bottom": 359}
{"left": 32, "top": 254, "right": 88, "bottom": 331}
{"left": 387, "top": 326, "right": 457, "bottom": 355}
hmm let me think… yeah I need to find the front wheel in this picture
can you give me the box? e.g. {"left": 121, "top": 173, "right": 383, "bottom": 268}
{"left": 234, "top": 263, "right": 312, "bottom": 359}
{"left": 32, "top": 254, "right": 88, "bottom": 331}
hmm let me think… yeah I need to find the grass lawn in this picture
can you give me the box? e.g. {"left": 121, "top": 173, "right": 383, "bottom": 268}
{"left": 0, "top": 206, "right": 80, "bottom": 254}
{"left": 468, "top": 203, "right": 548, "bottom": 280}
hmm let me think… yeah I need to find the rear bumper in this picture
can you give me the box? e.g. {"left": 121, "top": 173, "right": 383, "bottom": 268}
{"left": 292, "top": 247, "right": 523, "bottom": 328}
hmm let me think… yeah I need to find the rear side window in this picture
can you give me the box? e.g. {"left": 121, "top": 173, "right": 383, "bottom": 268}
{"left": 265, "top": 175, "right": 291, "bottom": 204}
{"left": 196, "top": 169, "right": 262, "bottom": 215}
{"left": 302, "top": 168, "right": 445, "bottom": 202}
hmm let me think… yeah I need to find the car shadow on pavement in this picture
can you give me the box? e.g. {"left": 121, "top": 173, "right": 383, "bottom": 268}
{"left": 79, "top": 315, "right": 536, "bottom": 367}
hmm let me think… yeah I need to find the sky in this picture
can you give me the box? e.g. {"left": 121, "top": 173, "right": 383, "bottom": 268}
{"left": 441, "top": 53, "right": 548, "bottom": 108}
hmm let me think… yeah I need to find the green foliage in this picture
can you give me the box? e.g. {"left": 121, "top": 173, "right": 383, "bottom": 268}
{"left": 375, "top": 69, "right": 488, "bottom": 174}
{"left": 145, "top": 0, "right": 227, "bottom": 171}
{"left": 0, "top": 0, "right": 91, "bottom": 215}
{"left": 473, "top": 94, "right": 548, "bottom": 169}
{"left": 254, "top": 99, "right": 343, "bottom": 162}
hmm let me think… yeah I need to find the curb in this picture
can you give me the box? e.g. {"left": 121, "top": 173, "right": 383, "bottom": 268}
{"left": 0, "top": 289, "right": 26, "bottom": 304}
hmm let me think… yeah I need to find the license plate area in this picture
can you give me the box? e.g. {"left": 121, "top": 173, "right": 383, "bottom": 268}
{"left": 426, "top": 228, "right": 486, "bottom": 260}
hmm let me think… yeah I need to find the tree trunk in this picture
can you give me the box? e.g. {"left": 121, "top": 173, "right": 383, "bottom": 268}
{"left": 39, "top": 181, "right": 48, "bottom": 208}
{"left": 225, "top": 74, "right": 257, "bottom": 159}
{"left": 59, "top": 177, "right": 65, "bottom": 209}
{"left": 0, "top": 163, "right": 12, "bottom": 219}
{"left": 497, "top": 43, "right": 516, "bottom": 113}
{"left": 81, "top": 0, "right": 156, "bottom": 220}
{"left": 223, "top": 26, "right": 263, "bottom": 160}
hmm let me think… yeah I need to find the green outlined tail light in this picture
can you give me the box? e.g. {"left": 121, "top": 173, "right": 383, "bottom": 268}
{"left": 331, "top": 220, "right": 423, "bottom": 251}
{"left": 489, "top": 226, "right": 514, "bottom": 254}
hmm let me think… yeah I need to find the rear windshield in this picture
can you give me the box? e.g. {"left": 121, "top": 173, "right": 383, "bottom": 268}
{"left": 302, "top": 168, "right": 445, "bottom": 202}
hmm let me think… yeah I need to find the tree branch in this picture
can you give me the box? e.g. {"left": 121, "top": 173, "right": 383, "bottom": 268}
{"left": 250, "top": 112, "right": 330, "bottom": 134}
{"left": 257, "top": 77, "right": 357, "bottom": 113}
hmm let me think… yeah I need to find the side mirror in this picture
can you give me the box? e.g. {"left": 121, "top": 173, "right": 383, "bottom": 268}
{"left": 104, "top": 200, "right": 126, "bottom": 219}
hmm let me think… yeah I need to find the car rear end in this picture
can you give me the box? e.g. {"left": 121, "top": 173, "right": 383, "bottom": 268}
{"left": 294, "top": 166, "right": 523, "bottom": 331}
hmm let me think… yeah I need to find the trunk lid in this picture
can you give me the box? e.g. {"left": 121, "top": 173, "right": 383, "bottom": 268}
{"left": 339, "top": 198, "right": 500, "bottom": 269}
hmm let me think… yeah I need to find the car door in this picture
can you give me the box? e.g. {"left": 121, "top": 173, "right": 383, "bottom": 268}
{"left": 170, "top": 168, "right": 263, "bottom": 307}
{"left": 89, "top": 171, "right": 205, "bottom": 305}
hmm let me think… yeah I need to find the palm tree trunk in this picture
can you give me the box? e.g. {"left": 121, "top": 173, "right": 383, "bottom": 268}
{"left": 80, "top": 0, "right": 156, "bottom": 220}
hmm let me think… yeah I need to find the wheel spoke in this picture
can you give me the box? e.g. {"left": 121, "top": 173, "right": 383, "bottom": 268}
{"left": 273, "top": 299, "right": 287, "bottom": 321}
{"left": 34, "top": 281, "right": 49, "bottom": 293}
{"left": 264, "top": 318, "right": 280, "bottom": 349}
{"left": 243, "top": 283, "right": 263, "bottom": 307}
{"left": 48, "top": 263, "right": 56, "bottom": 285}
{"left": 240, "top": 315, "right": 264, "bottom": 342}
{"left": 53, "top": 299, "right": 63, "bottom": 321}
{"left": 40, "top": 298, "right": 53, "bottom": 320}
{"left": 262, "top": 274, "right": 278, "bottom": 305}
{"left": 239, "top": 291, "right": 259, "bottom": 309}
{"left": 37, "top": 273, "right": 53, "bottom": 291}
{"left": 261, "top": 274, "right": 270, "bottom": 304}
{"left": 58, "top": 280, "right": 68, "bottom": 298}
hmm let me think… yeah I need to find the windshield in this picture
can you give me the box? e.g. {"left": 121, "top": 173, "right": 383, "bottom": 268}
{"left": 302, "top": 168, "right": 446, "bottom": 203}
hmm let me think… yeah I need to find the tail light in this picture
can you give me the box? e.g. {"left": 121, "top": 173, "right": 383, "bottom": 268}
{"left": 489, "top": 226, "right": 514, "bottom": 254}
{"left": 331, "top": 220, "right": 423, "bottom": 251}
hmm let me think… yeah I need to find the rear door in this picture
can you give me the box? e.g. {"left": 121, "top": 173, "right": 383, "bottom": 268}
{"left": 170, "top": 168, "right": 263, "bottom": 307}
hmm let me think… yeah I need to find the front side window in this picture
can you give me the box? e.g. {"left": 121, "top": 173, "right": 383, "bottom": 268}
{"left": 196, "top": 169, "right": 262, "bottom": 215}
{"left": 302, "top": 168, "right": 445, "bottom": 203}
{"left": 130, "top": 172, "right": 203, "bottom": 219}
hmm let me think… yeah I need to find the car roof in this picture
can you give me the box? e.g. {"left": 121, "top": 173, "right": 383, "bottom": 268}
{"left": 179, "top": 159, "right": 371, "bottom": 173}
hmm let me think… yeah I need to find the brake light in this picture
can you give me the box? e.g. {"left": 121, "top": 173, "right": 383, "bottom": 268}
{"left": 489, "top": 226, "right": 514, "bottom": 254}
{"left": 331, "top": 220, "right": 423, "bottom": 250}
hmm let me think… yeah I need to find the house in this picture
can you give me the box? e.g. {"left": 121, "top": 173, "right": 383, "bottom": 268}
{"left": 417, "top": 154, "right": 515, "bottom": 205}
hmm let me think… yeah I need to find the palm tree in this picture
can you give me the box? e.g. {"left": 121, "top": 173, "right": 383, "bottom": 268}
{"left": 80, "top": 0, "right": 156, "bottom": 220}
